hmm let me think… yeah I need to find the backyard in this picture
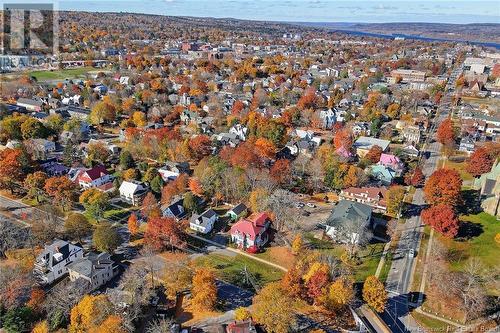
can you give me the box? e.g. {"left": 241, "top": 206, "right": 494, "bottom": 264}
{"left": 193, "top": 253, "right": 284, "bottom": 290}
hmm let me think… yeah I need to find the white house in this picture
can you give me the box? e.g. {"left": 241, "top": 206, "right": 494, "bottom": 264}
{"left": 229, "top": 124, "right": 248, "bottom": 141}
{"left": 119, "top": 180, "right": 149, "bottom": 205}
{"left": 68, "top": 252, "right": 118, "bottom": 292}
{"left": 76, "top": 165, "right": 113, "bottom": 189}
{"left": 190, "top": 209, "right": 218, "bottom": 234}
{"left": 34, "top": 240, "right": 84, "bottom": 285}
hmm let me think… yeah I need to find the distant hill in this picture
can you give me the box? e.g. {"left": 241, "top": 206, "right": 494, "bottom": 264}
{"left": 291, "top": 22, "right": 500, "bottom": 44}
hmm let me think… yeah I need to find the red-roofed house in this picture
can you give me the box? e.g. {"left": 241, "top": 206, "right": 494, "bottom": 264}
{"left": 230, "top": 212, "right": 271, "bottom": 253}
{"left": 339, "top": 186, "right": 387, "bottom": 212}
{"left": 76, "top": 165, "right": 113, "bottom": 189}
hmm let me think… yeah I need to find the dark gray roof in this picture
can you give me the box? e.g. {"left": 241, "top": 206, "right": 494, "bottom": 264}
{"left": 325, "top": 200, "right": 372, "bottom": 228}
{"left": 230, "top": 203, "right": 247, "bottom": 215}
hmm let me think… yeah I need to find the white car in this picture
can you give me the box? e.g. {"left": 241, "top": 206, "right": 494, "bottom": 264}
{"left": 408, "top": 249, "right": 415, "bottom": 258}
{"left": 306, "top": 203, "right": 316, "bottom": 208}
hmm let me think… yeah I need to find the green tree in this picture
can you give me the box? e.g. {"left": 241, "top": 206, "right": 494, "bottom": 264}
{"left": 23, "top": 171, "right": 48, "bottom": 203}
{"left": 45, "top": 114, "right": 64, "bottom": 134}
{"left": 21, "top": 118, "right": 48, "bottom": 139}
{"left": 92, "top": 222, "right": 122, "bottom": 253}
{"left": 65, "top": 213, "right": 93, "bottom": 243}
{"left": 150, "top": 175, "right": 163, "bottom": 194}
{"left": 119, "top": 150, "right": 134, "bottom": 170}
{"left": 79, "top": 188, "right": 109, "bottom": 220}
{"left": 183, "top": 192, "right": 199, "bottom": 215}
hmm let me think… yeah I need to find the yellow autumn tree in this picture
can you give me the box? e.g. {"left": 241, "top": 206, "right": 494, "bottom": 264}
{"left": 362, "top": 275, "right": 387, "bottom": 313}
{"left": 303, "top": 262, "right": 329, "bottom": 284}
{"left": 191, "top": 268, "right": 217, "bottom": 311}
{"left": 69, "top": 295, "right": 112, "bottom": 333}
{"left": 252, "top": 282, "right": 296, "bottom": 333}
{"left": 132, "top": 111, "right": 147, "bottom": 127}
{"left": 32, "top": 321, "right": 49, "bottom": 333}
{"left": 325, "top": 277, "right": 355, "bottom": 310}
{"left": 249, "top": 187, "right": 269, "bottom": 212}
{"left": 91, "top": 315, "right": 127, "bottom": 333}
{"left": 291, "top": 234, "right": 303, "bottom": 255}
{"left": 234, "top": 307, "right": 252, "bottom": 321}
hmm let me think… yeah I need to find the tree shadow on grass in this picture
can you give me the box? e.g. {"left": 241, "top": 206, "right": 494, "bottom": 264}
{"left": 457, "top": 189, "right": 481, "bottom": 215}
{"left": 455, "top": 221, "right": 483, "bottom": 241}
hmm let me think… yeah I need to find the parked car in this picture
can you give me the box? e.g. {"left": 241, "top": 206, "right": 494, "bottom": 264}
{"left": 408, "top": 248, "right": 415, "bottom": 258}
{"left": 306, "top": 203, "right": 316, "bottom": 208}
{"left": 295, "top": 202, "right": 305, "bottom": 208}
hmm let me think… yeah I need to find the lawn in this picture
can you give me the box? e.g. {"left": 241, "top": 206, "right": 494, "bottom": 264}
{"left": 254, "top": 246, "right": 296, "bottom": 269}
{"left": 444, "top": 212, "right": 500, "bottom": 272}
{"left": 193, "top": 253, "right": 284, "bottom": 290}
{"left": 27, "top": 67, "right": 94, "bottom": 81}
{"left": 439, "top": 159, "right": 473, "bottom": 182}
{"left": 319, "top": 242, "right": 387, "bottom": 283}
{"left": 411, "top": 311, "right": 456, "bottom": 332}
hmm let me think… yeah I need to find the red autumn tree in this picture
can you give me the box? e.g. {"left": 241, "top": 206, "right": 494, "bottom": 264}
{"left": 334, "top": 128, "right": 353, "bottom": 150}
{"left": 127, "top": 213, "right": 139, "bottom": 236}
{"left": 306, "top": 269, "right": 330, "bottom": 305}
{"left": 144, "top": 216, "right": 184, "bottom": 251}
{"left": 436, "top": 118, "right": 455, "bottom": 146}
{"left": 44, "top": 176, "right": 75, "bottom": 210}
{"left": 27, "top": 287, "right": 45, "bottom": 312}
{"left": 231, "top": 100, "right": 245, "bottom": 116}
{"left": 230, "top": 142, "right": 260, "bottom": 169}
{"left": 423, "top": 168, "right": 462, "bottom": 207}
{"left": 189, "top": 135, "right": 212, "bottom": 160}
{"left": 365, "top": 145, "right": 383, "bottom": 163}
{"left": 466, "top": 147, "right": 493, "bottom": 177}
{"left": 421, "top": 204, "right": 460, "bottom": 238}
{"left": 270, "top": 159, "right": 292, "bottom": 184}
{"left": 141, "top": 192, "right": 160, "bottom": 219}
{"left": 404, "top": 167, "right": 425, "bottom": 187}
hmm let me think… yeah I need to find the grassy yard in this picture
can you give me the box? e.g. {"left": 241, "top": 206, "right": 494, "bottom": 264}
{"left": 254, "top": 246, "right": 296, "bottom": 269}
{"left": 193, "top": 253, "right": 284, "bottom": 289}
{"left": 27, "top": 67, "right": 95, "bottom": 81}
{"left": 411, "top": 311, "right": 456, "bottom": 332}
{"left": 439, "top": 159, "right": 473, "bottom": 182}
{"left": 319, "top": 242, "right": 387, "bottom": 283}
{"left": 444, "top": 212, "right": 500, "bottom": 273}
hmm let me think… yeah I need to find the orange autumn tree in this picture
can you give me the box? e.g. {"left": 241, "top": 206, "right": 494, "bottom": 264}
{"left": 333, "top": 128, "right": 353, "bottom": 151}
{"left": 0, "top": 148, "right": 27, "bottom": 193}
{"left": 127, "top": 213, "right": 139, "bottom": 236}
{"left": 436, "top": 118, "right": 456, "bottom": 152}
{"left": 188, "top": 135, "right": 212, "bottom": 160}
{"left": 191, "top": 267, "right": 217, "bottom": 312}
{"left": 254, "top": 137, "right": 276, "bottom": 160}
{"left": 44, "top": 176, "right": 75, "bottom": 210}
{"left": 188, "top": 177, "right": 204, "bottom": 196}
{"left": 423, "top": 168, "right": 462, "bottom": 207}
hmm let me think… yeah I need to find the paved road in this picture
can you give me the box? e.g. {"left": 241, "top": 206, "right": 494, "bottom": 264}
{"left": 380, "top": 67, "right": 462, "bottom": 333}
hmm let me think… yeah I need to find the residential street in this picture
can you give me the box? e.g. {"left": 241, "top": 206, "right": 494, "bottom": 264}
{"left": 380, "top": 68, "right": 461, "bottom": 332}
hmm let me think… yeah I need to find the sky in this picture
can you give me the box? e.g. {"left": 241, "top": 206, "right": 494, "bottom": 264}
{"left": 3, "top": 0, "right": 500, "bottom": 24}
